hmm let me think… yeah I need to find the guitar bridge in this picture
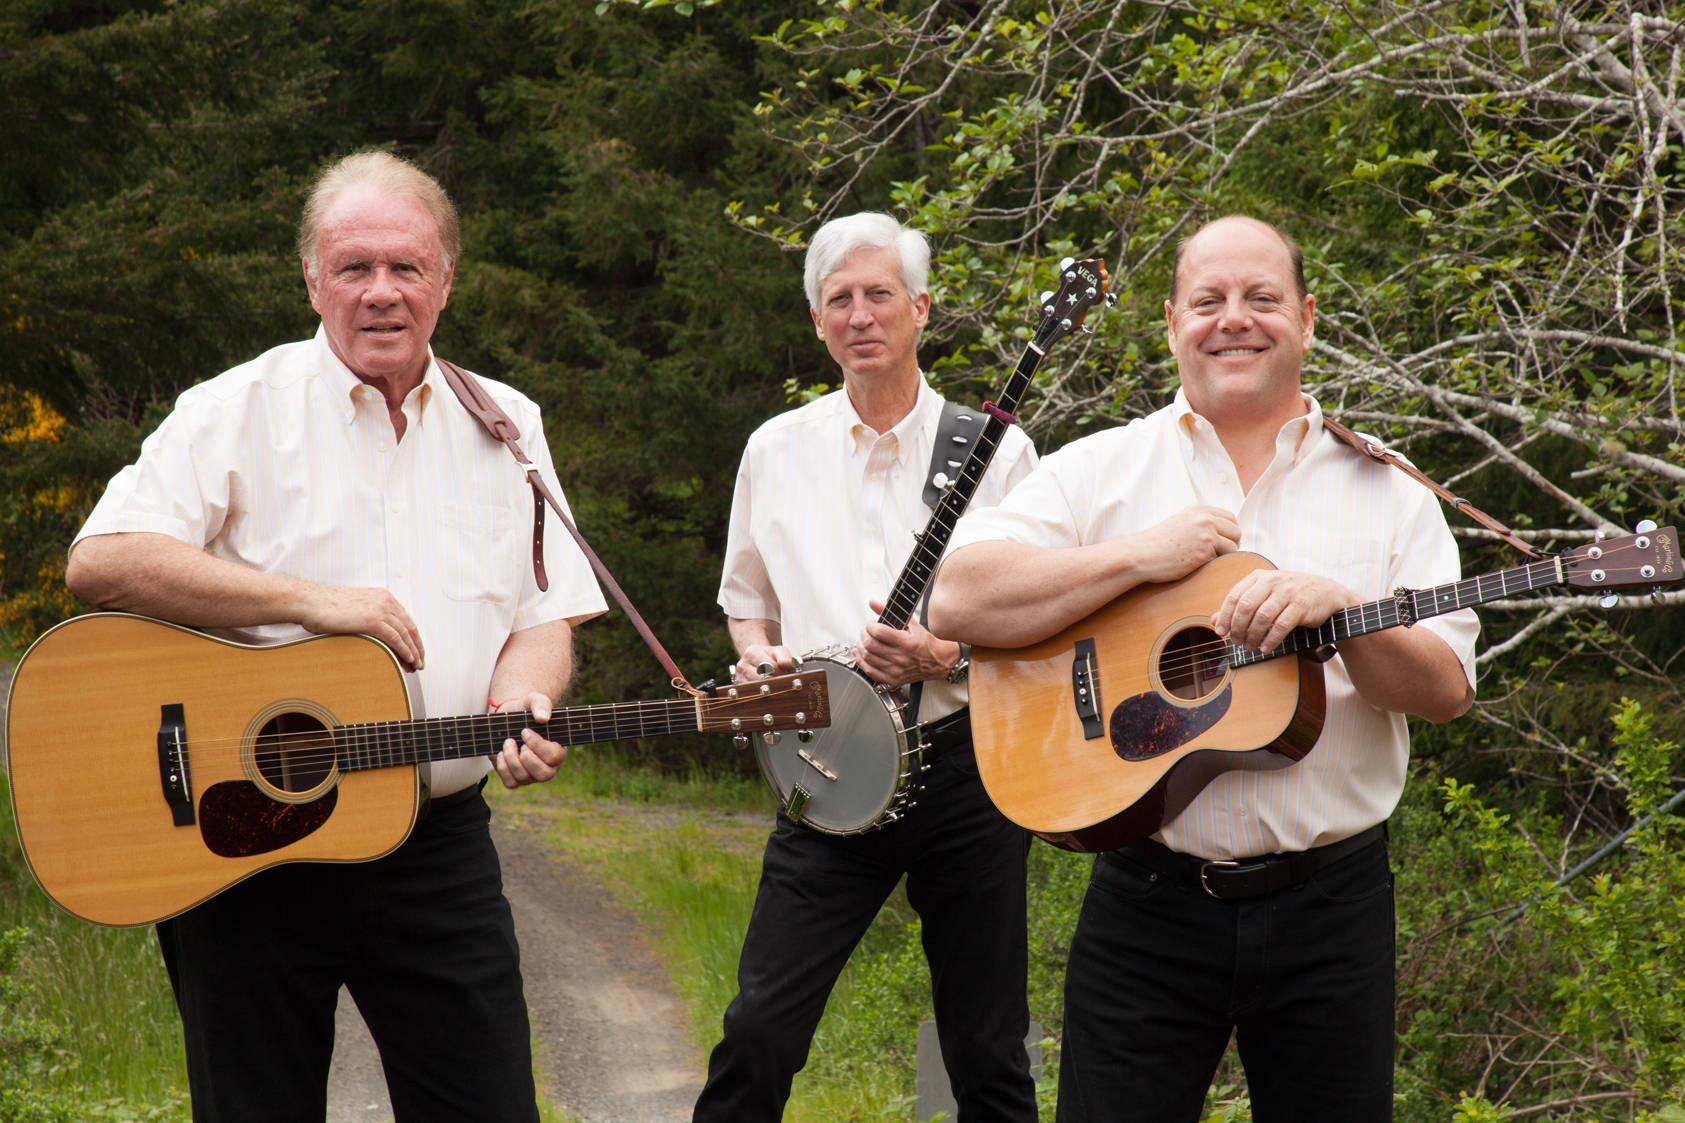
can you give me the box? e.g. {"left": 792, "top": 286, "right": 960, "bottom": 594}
{"left": 798, "top": 749, "right": 838, "bottom": 781}
{"left": 156, "top": 703, "right": 195, "bottom": 826}
{"left": 1072, "top": 638, "right": 1104, "bottom": 740}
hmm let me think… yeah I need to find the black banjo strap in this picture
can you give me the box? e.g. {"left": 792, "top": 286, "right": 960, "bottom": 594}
{"left": 906, "top": 398, "right": 989, "bottom": 725}
{"left": 922, "top": 398, "right": 988, "bottom": 508}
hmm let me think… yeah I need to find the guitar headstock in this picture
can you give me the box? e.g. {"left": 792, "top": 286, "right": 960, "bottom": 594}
{"left": 697, "top": 670, "right": 832, "bottom": 734}
{"left": 1559, "top": 524, "right": 1680, "bottom": 594}
{"left": 1032, "top": 257, "right": 1112, "bottom": 351}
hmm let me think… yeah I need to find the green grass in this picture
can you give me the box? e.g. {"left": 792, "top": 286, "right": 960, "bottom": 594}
{"left": 496, "top": 749, "right": 1083, "bottom": 1122}
{"left": 0, "top": 773, "right": 190, "bottom": 1118}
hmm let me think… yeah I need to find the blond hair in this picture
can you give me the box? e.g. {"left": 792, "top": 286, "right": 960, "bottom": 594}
{"left": 298, "top": 150, "right": 460, "bottom": 279}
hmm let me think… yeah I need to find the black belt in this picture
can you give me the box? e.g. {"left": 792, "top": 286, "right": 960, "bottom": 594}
{"left": 1117, "top": 823, "right": 1387, "bottom": 901}
{"left": 917, "top": 707, "right": 972, "bottom": 763}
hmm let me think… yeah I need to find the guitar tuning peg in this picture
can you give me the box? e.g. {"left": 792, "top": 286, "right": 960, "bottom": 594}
{"left": 1059, "top": 256, "right": 1074, "bottom": 271}
{"left": 1599, "top": 594, "right": 1619, "bottom": 609}
{"left": 1039, "top": 289, "right": 1054, "bottom": 306}
{"left": 1635, "top": 519, "right": 1658, "bottom": 533}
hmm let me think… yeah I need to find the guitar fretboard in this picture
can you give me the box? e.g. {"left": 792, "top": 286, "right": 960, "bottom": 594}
{"left": 335, "top": 699, "right": 698, "bottom": 771}
{"left": 1229, "top": 555, "right": 1565, "bottom": 667}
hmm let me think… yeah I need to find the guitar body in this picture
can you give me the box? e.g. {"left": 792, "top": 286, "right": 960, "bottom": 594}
{"left": 6, "top": 614, "right": 420, "bottom": 926}
{"left": 971, "top": 553, "right": 1326, "bottom": 853}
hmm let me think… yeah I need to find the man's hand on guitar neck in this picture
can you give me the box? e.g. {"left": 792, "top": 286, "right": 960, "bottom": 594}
{"left": 487, "top": 692, "right": 568, "bottom": 788}
{"left": 856, "top": 600, "right": 963, "bottom": 689}
{"left": 1213, "top": 568, "right": 1357, "bottom": 653}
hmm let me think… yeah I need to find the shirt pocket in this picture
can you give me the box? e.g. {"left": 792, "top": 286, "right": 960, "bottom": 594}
{"left": 435, "top": 501, "right": 521, "bottom": 603}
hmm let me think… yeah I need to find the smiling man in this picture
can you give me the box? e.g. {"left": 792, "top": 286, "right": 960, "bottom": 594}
{"left": 692, "top": 212, "right": 1040, "bottom": 1122}
{"left": 929, "top": 215, "right": 1478, "bottom": 1122}
{"left": 65, "top": 150, "right": 607, "bottom": 1121}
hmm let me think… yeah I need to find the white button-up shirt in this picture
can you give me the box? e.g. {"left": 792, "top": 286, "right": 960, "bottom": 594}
{"left": 949, "top": 390, "right": 1478, "bottom": 858}
{"left": 75, "top": 328, "right": 608, "bottom": 795}
{"left": 719, "top": 379, "right": 1038, "bottom": 722}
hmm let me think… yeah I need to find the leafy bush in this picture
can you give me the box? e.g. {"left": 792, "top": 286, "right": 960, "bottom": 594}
{"left": 0, "top": 929, "right": 74, "bottom": 1123}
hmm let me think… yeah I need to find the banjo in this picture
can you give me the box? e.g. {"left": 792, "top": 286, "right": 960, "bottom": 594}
{"left": 752, "top": 257, "right": 1112, "bottom": 834}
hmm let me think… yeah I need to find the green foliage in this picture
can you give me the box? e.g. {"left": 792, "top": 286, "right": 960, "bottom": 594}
{"left": 1396, "top": 700, "right": 1685, "bottom": 1119}
{"left": 0, "top": 929, "right": 74, "bottom": 1123}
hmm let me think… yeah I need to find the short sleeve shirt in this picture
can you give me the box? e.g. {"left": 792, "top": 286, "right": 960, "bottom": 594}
{"left": 75, "top": 328, "right": 609, "bottom": 794}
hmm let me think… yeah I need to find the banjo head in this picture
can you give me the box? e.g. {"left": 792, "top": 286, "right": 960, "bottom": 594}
{"left": 753, "top": 654, "right": 915, "bottom": 834}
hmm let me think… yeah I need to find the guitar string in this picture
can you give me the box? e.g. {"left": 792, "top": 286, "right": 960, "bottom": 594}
{"left": 1087, "top": 544, "right": 1629, "bottom": 683}
{"left": 153, "top": 692, "right": 803, "bottom": 769}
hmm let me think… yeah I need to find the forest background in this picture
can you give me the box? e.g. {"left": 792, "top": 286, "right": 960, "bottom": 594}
{"left": 2, "top": 0, "right": 1684, "bottom": 1120}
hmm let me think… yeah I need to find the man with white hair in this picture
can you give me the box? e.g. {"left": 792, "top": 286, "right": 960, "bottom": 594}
{"left": 691, "top": 212, "right": 1040, "bottom": 1120}
{"left": 66, "top": 149, "right": 607, "bottom": 1121}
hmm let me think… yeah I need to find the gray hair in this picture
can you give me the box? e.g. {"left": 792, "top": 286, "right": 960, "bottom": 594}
{"left": 803, "top": 212, "right": 931, "bottom": 311}
{"left": 298, "top": 150, "right": 461, "bottom": 281}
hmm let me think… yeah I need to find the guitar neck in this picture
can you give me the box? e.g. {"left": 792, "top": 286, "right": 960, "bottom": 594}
{"left": 334, "top": 698, "right": 700, "bottom": 772}
{"left": 879, "top": 345, "right": 1043, "bottom": 630}
{"left": 1231, "top": 554, "right": 1565, "bottom": 667}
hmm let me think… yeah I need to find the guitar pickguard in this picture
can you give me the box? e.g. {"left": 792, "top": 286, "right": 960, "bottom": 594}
{"left": 199, "top": 781, "right": 338, "bottom": 858}
{"left": 1109, "top": 686, "right": 1232, "bottom": 762}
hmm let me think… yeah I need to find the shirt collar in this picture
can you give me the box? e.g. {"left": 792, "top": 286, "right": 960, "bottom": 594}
{"left": 314, "top": 325, "right": 437, "bottom": 428}
{"left": 845, "top": 376, "right": 936, "bottom": 465}
{"left": 1171, "top": 386, "right": 1322, "bottom": 464}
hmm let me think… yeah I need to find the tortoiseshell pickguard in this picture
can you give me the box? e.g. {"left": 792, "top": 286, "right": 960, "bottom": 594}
{"left": 199, "top": 781, "right": 337, "bottom": 858}
{"left": 1109, "top": 687, "right": 1232, "bottom": 762}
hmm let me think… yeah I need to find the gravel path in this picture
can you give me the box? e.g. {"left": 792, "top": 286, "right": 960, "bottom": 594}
{"left": 327, "top": 808, "right": 706, "bottom": 1122}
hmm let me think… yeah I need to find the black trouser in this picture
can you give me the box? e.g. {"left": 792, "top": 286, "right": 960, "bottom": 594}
{"left": 156, "top": 790, "right": 539, "bottom": 1123}
{"left": 693, "top": 744, "right": 1037, "bottom": 1122}
{"left": 1056, "top": 834, "right": 1396, "bottom": 1123}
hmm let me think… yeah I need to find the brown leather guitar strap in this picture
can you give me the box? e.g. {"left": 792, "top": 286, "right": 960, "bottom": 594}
{"left": 1321, "top": 414, "right": 1544, "bottom": 560}
{"left": 436, "top": 358, "right": 693, "bottom": 690}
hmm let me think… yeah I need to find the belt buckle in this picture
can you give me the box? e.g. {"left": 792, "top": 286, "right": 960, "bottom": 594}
{"left": 1198, "top": 859, "right": 1240, "bottom": 899}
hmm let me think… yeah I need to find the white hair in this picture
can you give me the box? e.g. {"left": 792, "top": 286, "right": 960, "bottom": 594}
{"left": 802, "top": 212, "right": 931, "bottom": 311}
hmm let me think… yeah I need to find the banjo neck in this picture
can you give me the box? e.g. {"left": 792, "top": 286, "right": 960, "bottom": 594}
{"left": 878, "top": 258, "right": 1109, "bottom": 633}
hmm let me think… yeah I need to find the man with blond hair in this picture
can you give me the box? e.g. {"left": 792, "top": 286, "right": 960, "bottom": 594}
{"left": 67, "top": 149, "right": 606, "bottom": 1121}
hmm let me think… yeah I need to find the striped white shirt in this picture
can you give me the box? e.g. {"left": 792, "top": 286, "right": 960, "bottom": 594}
{"left": 718, "top": 379, "right": 1038, "bottom": 722}
{"left": 75, "top": 327, "right": 609, "bottom": 795}
{"left": 948, "top": 389, "right": 1478, "bottom": 858}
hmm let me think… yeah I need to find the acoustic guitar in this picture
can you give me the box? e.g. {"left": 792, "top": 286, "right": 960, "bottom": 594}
{"left": 4, "top": 613, "right": 830, "bottom": 926}
{"left": 971, "top": 525, "right": 1679, "bottom": 853}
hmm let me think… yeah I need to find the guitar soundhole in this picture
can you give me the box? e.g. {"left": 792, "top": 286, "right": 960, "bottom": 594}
{"left": 1157, "top": 626, "right": 1228, "bottom": 702}
{"left": 254, "top": 712, "right": 337, "bottom": 795}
